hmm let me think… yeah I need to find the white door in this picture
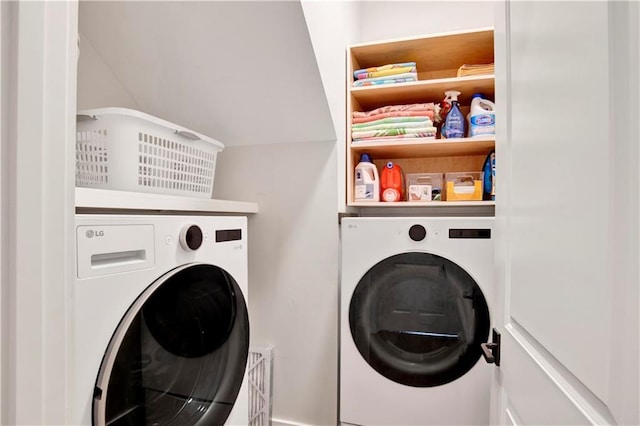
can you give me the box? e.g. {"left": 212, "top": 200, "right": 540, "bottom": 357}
{"left": 491, "top": 1, "right": 639, "bottom": 425}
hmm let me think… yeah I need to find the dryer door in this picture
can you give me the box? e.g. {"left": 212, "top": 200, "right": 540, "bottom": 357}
{"left": 93, "top": 263, "right": 249, "bottom": 426}
{"left": 349, "top": 252, "right": 490, "bottom": 387}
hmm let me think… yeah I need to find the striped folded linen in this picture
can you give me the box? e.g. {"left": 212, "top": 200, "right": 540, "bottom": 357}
{"left": 353, "top": 72, "right": 418, "bottom": 87}
{"left": 356, "top": 65, "right": 417, "bottom": 80}
{"left": 354, "top": 62, "right": 417, "bottom": 79}
{"left": 352, "top": 119, "right": 434, "bottom": 131}
{"left": 352, "top": 111, "right": 435, "bottom": 124}
{"left": 352, "top": 133, "right": 437, "bottom": 143}
{"left": 352, "top": 117, "right": 433, "bottom": 129}
{"left": 352, "top": 126, "right": 437, "bottom": 139}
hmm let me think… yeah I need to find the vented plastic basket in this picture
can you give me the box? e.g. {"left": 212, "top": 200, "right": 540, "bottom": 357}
{"left": 76, "top": 108, "right": 224, "bottom": 198}
{"left": 248, "top": 347, "right": 273, "bottom": 426}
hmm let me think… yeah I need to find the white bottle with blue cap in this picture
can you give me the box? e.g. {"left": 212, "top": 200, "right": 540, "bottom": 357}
{"left": 467, "top": 93, "right": 496, "bottom": 137}
{"left": 354, "top": 153, "right": 380, "bottom": 201}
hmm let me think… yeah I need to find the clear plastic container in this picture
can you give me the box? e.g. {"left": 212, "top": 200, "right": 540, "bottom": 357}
{"left": 406, "top": 173, "right": 443, "bottom": 201}
{"left": 445, "top": 172, "right": 484, "bottom": 201}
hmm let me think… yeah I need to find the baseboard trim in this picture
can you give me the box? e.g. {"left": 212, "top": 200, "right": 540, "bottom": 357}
{"left": 271, "top": 418, "right": 316, "bottom": 426}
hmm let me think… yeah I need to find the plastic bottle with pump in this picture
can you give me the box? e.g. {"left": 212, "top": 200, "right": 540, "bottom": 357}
{"left": 380, "top": 161, "right": 404, "bottom": 202}
{"left": 441, "top": 90, "right": 465, "bottom": 139}
{"left": 467, "top": 93, "right": 496, "bottom": 137}
{"left": 354, "top": 153, "right": 380, "bottom": 201}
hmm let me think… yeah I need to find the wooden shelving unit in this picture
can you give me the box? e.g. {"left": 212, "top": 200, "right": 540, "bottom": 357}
{"left": 346, "top": 27, "right": 495, "bottom": 208}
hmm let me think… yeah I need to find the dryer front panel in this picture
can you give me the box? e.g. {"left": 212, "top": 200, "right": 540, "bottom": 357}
{"left": 349, "top": 252, "right": 490, "bottom": 387}
{"left": 93, "top": 263, "right": 249, "bottom": 426}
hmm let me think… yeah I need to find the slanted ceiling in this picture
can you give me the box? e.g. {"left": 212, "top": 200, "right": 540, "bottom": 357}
{"left": 78, "top": 1, "right": 336, "bottom": 147}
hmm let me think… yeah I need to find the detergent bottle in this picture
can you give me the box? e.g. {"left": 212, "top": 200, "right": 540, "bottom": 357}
{"left": 482, "top": 150, "right": 496, "bottom": 200}
{"left": 441, "top": 90, "right": 465, "bottom": 139}
{"left": 467, "top": 93, "right": 496, "bottom": 137}
{"left": 380, "top": 162, "right": 404, "bottom": 202}
{"left": 354, "top": 153, "right": 380, "bottom": 201}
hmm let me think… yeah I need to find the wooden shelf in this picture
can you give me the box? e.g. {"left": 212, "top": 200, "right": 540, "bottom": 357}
{"left": 351, "top": 75, "right": 495, "bottom": 111}
{"left": 349, "top": 201, "right": 495, "bottom": 208}
{"left": 76, "top": 188, "right": 258, "bottom": 214}
{"left": 349, "top": 27, "right": 494, "bottom": 76}
{"left": 351, "top": 136, "right": 494, "bottom": 159}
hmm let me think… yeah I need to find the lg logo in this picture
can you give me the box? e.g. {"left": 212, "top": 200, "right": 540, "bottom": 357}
{"left": 85, "top": 230, "right": 105, "bottom": 238}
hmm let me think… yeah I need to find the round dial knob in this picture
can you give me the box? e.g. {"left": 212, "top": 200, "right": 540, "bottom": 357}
{"left": 180, "top": 225, "right": 203, "bottom": 251}
{"left": 409, "top": 224, "right": 426, "bottom": 242}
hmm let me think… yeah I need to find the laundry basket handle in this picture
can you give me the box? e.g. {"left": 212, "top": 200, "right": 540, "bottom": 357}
{"left": 174, "top": 130, "right": 201, "bottom": 141}
{"left": 76, "top": 114, "right": 97, "bottom": 122}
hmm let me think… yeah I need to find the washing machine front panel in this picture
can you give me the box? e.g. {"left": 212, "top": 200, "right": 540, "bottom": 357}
{"left": 74, "top": 215, "right": 249, "bottom": 426}
{"left": 93, "top": 263, "right": 249, "bottom": 426}
{"left": 340, "top": 217, "right": 494, "bottom": 426}
{"left": 349, "top": 251, "right": 490, "bottom": 388}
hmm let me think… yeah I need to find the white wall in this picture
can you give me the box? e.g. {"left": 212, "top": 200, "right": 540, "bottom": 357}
{"left": 76, "top": 33, "right": 138, "bottom": 111}
{"left": 360, "top": 1, "right": 495, "bottom": 41}
{"left": 77, "top": 1, "right": 335, "bottom": 148}
{"left": 211, "top": 141, "right": 338, "bottom": 426}
{"left": 301, "top": 0, "right": 362, "bottom": 214}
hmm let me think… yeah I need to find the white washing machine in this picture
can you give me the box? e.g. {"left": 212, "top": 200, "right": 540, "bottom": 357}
{"left": 340, "top": 217, "right": 495, "bottom": 426}
{"left": 73, "top": 214, "right": 250, "bottom": 426}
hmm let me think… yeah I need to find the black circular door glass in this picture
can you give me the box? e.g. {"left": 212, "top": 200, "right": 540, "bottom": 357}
{"left": 349, "top": 252, "right": 490, "bottom": 388}
{"left": 100, "top": 264, "right": 249, "bottom": 426}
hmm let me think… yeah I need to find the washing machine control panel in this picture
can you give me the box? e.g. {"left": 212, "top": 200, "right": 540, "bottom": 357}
{"left": 180, "top": 224, "right": 203, "bottom": 251}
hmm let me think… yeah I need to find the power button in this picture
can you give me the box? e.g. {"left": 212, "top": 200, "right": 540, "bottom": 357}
{"left": 409, "top": 224, "right": 426, "bottom": 241}
{"left": 179, "top": 225, "right": 203, "bottom": 251}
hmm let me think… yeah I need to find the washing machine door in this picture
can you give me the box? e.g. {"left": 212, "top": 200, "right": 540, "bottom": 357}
{"left": 349, "top": 252, "right": 490, "bottom": 388}
{"left": 93, "top": 263, "right": 249, "bottom": 426}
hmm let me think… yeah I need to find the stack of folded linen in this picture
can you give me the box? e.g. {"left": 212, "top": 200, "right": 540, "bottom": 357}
{"left": 353, "top": 62, "right": 418, "bottom": 87}
{"left": 456, "top": 63, "right": 495, "bottom": 77}
{"left": 352, "top": 103, "right": 439, "bottom": 142}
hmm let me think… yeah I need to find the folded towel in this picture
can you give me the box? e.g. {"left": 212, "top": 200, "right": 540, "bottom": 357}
{"left": 353, "top": 73, "right": 418, "bottom": 87}
{"left": 352, "top": 133, "right": 437, "bottom": 143}
{"left": 352, "top": 111, "right": 435, "bottom": 124}
{"left": 356, "top": 66, "right": 417, "bottom": 80}
{"left": 352, "top": 120, "right": 433, "bottom": 131}
{"left": 353, "top": 103, "right": 437, "bottom": 118}
{"left": 352, "top": 127, "right": 437, "bottom": 139}
{"left": 457, "top": 63, "right": 495, "bottom": 77}
{"left": 354, "top": 62, "right": 417, "bottom": 79}
{"left": 352, "top": 117, "right": 434, "bottom": 128}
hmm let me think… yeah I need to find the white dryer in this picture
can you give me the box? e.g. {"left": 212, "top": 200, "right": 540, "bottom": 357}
{"left": 340, "top": 217, "right": 495, "bottom": 426}
{"left": 73, "top": 214, "right": 250, "bottom": 426}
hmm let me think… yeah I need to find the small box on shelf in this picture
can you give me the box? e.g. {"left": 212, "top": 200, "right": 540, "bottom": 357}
{"left": 406, "top": 173, "right": 443, "bottom": 202}
{"left": 445, "top": 172, "right": 484, "bottom": 201}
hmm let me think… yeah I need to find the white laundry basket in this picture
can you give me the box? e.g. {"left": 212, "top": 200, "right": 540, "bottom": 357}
{"left": 76, "top": 107, "right": 224, "bottom": 198}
